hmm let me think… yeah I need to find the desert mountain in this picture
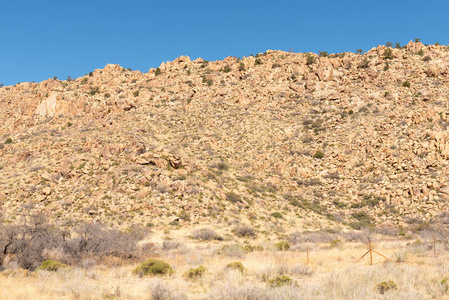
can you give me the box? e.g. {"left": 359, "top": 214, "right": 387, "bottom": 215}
{"left": 1, "top": 40, "right": 449, "bottom": 231}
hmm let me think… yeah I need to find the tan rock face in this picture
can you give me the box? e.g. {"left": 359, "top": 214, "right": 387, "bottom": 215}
{"left": 1, "top": 41, "right": 449, "bottom": 229}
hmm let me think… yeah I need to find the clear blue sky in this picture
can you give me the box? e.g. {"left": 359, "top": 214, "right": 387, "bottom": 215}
{"left": 1, "top": 0, "right": 448, "bottom": 86}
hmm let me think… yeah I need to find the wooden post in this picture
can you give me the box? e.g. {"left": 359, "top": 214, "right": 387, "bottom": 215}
{"left": 369, "top": 243, "right": 373, "bottom": 265}
{"left": 307, "top": 245, "right": 309, "bottom": 264}
{"left": 177, "top": 247, "right": 180, "bottom": 267}
{"left": 434, "top": 233, "right": 436, "bottom": 256}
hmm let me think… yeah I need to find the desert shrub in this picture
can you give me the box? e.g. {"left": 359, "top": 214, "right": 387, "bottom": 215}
{"left": 274, "top": 241, "right": 290, "bottom": 251}
{"left": 226, "top": 192, "right": 242, "bottom": 203}
{"left": 349, "top": 212, "right": 373, "bottom": 230}
{"left": 376, "top": 280, "right": 398, "bottom": 294}
{"left": 272, "top": 63, "right": 281, "bottom": 68}
{"left": 383, "top": 48, "right": 393, "bottom": 59}
{"left": 226, "top": 262, "right": 246, "bottom": 274}
{"left": 233, "top": 225, "right": 256, "bottom": 238}
{"left": 306, "top": 55, "right": 315, "bottom": 65}
{"left": 243, "top": 244, "right": 264, "bottom": 253}
{"left": 358, "top": 57, "right": 370, "bottom": 68}
{"left": 184, "top": 265, "right": 206, "bottom": 279}
{"left": 330, "top": 239, "right": 343, "bottom": 248}
{"left": 217, "top": 244, "right": 245, "bottom": 258}
{"left": 238, "top": 63, "right": 245, "bottom": 71}
{"left": 221, "top": 65, "right": 232, "bottom": 72}
{"left": 192, "top": 228, "right": 222, "bottom": 241}
{"left": 162, "top": 239, "right": 180, "bottom": 251}
{"left": 393, "top": 251, "right": 407, "bottom": 263}
{"left": 402, "top": 80, "right": 411, "bottom": 88}
{"left": 5, "top": 138, "right": 12, "bottom": 144}
{"left": 269, "top": 275, "right": 293, "bottom": 287}
{"left": 147, "top": 279, "right": 183, "bottom": 300}
{"left": 178, "top": 211, "right": 191, "bottom": 222}
{"left": 319, "top": 51, "right": 328, "bottom": 57}
{"left": 271, "top": 212, "right": 283, "bottom": 219}
{"left": 290, "top": 264, "right": 313, "bottom": 276}
{"left": 133, "top": 259, "right": 173, "bottom": 277}
{"left": 417, "top": 49, "right": 424, "bottom": 56}
{"left": 155, "top": 67, "right": 161, "bottom": 76}
{"left": 313, "top": 151, "right": 324, "bottom": 159}
{"left": 133, "top": 90, "right": 140, "bottom": 97}
{"left": 36, "top": 260, "right": 68, "bottom": 272}
{"left": 254, "top": 58, "right": 262, "bottom": 65}
{"left": 423, "top": 55, "right": 431, "bottom": 62}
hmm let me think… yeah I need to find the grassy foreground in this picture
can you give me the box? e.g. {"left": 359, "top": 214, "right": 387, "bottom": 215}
{"left": 1, "top": 235, "right": 448, "bottom": 300}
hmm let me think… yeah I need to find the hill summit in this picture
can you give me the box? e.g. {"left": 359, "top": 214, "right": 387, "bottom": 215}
{"left": 1, "top": 40, "right": 449, "bottom": 231}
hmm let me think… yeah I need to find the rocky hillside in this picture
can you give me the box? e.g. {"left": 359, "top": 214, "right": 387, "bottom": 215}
{"left": 1, "top": 41, "right": 449, "bottom": 232}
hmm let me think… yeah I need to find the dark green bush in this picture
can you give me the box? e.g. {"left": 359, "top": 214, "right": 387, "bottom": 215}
{"left": 383, "top": 48, "right": 393, "bottom": 60}
{"left": 184, "top": 265, "right": 206, "bottom": 279}
{"left": 269, "top": 275, "right": 293, "bottom": 287}
{"left": 132, "top": 259, "right": 173, "bottom": 277}
{"left": 36, "top": 260, "right": 68, "bottom": 272}
{"left": 271, "top": 212, "right": 283, "bottom": 219}
{"left": 313, "top": 151, "right": 324, "bottom": 159}
{"left": 226, "top": 262, "right": 246, "bottom": 274}
{"left": 274, "top": 241, "right": 290, "bottom": 251}
{"left": 255, "top": 58, "right": 262, "bottom": 65}
{"left": 402, "top": 81, "right": 411, "bottom": 88}
{"left": 306, "top": 55, "right": 315, "bottom": 65}
{"left": 155, "top": 67, "right": 162, "bottom": 76}
{"left": 133, "top": 90, "right": 140, "bottom": 97}
{"left": 5, "top": 138, "right": 12, "bottom": 144}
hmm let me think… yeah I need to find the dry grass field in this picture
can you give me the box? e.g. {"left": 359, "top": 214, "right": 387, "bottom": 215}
{"left": 1, "top": 229, "right": 449, "bottom": 300}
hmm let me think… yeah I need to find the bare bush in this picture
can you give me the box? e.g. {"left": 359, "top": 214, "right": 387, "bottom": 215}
{"left": 233, "top": 225, "right": 256, "bottom": 238}
{"left": 192, "top": 228, "right": 223, "bottom": 241}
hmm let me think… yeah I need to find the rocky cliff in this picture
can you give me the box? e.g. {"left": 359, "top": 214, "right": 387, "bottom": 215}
{"left": 1, "top": 40, "right": 449, "bottom": 231}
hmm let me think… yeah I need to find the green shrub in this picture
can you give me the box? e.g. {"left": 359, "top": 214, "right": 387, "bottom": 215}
{"left": 306, "top": 55, "right": 315, "bottom": 65}
{"left": 226, "top": 192, "right": 242, "bottom": 203}
{"left": 132, "top": 259, "right": 173, "bottom": 277}
{"left": 274, "top": 241, "right": 290, "bottom": 251}
{"left": 238, "top": 63, "right": 245, "bottom": 71}
{"left": 5, "top": 138, "right": 12, "bottom": 144}
{"left": 36, "top": 260, "right": 68, "bottom": 272}
{"left": 255, "top": 58, "right": 262, "bottom": 65}
{"left": 313, "top": 151, "right": 324, "bottom": 159}
{"left": 271, "top": 212, "right": 283, "bottom": 219}
{"left": 269, "top": 275, "right": 293, "bottom": 287}
{"left": 319, "top": 51, "right": 329, "bottom": 57}
{"left": 155, "top": 67, "right": 162, "bottom": 76}
{"left": 402, "top": 81, "right": 411, "bottom": 88}
{"left": 221, "top": 65, "right": 232, "bottom": 73}
{"left": 376, "top": 280, "right": 398, "bottom": 294}
{"left": 417, "top": 49, "right": 424, "bottom": 56}
{"left": 383, "top": 48, "right": 393, "bottom": 60}
{"left": 330, "top": 239, "right": 343, "bottom": 248}
{"left": 184, "top": 265, "right": 206, "bottom": 279}
{"left": 226, "top": 262, "right": 246, "bottom": 274}
{"left": 133, "top": 90, "right": 140, "bottom": 97}
{"left": 243, "top": 244, "right": 264, "bottom": 253}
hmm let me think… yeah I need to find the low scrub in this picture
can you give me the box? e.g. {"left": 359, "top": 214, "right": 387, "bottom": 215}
{"left": 133, "top": 259, "right": 173, "bottom": 277}
{"left": 36, "top": 260, "right": 68, "bottom": 272}
{"left": 376, "top": 280, "right": 398, "bottom": 294}
{"left": 184, "top": 265, "right": 206, "bottom": 279}
{"left": 274, "top": 241, "right": 290, "bottom": 251}
{"left": 226, "top": 261, "right": 246, "bottom": 274}
{"left": 268, "top": 275, "right": 293, "bottom": 287}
